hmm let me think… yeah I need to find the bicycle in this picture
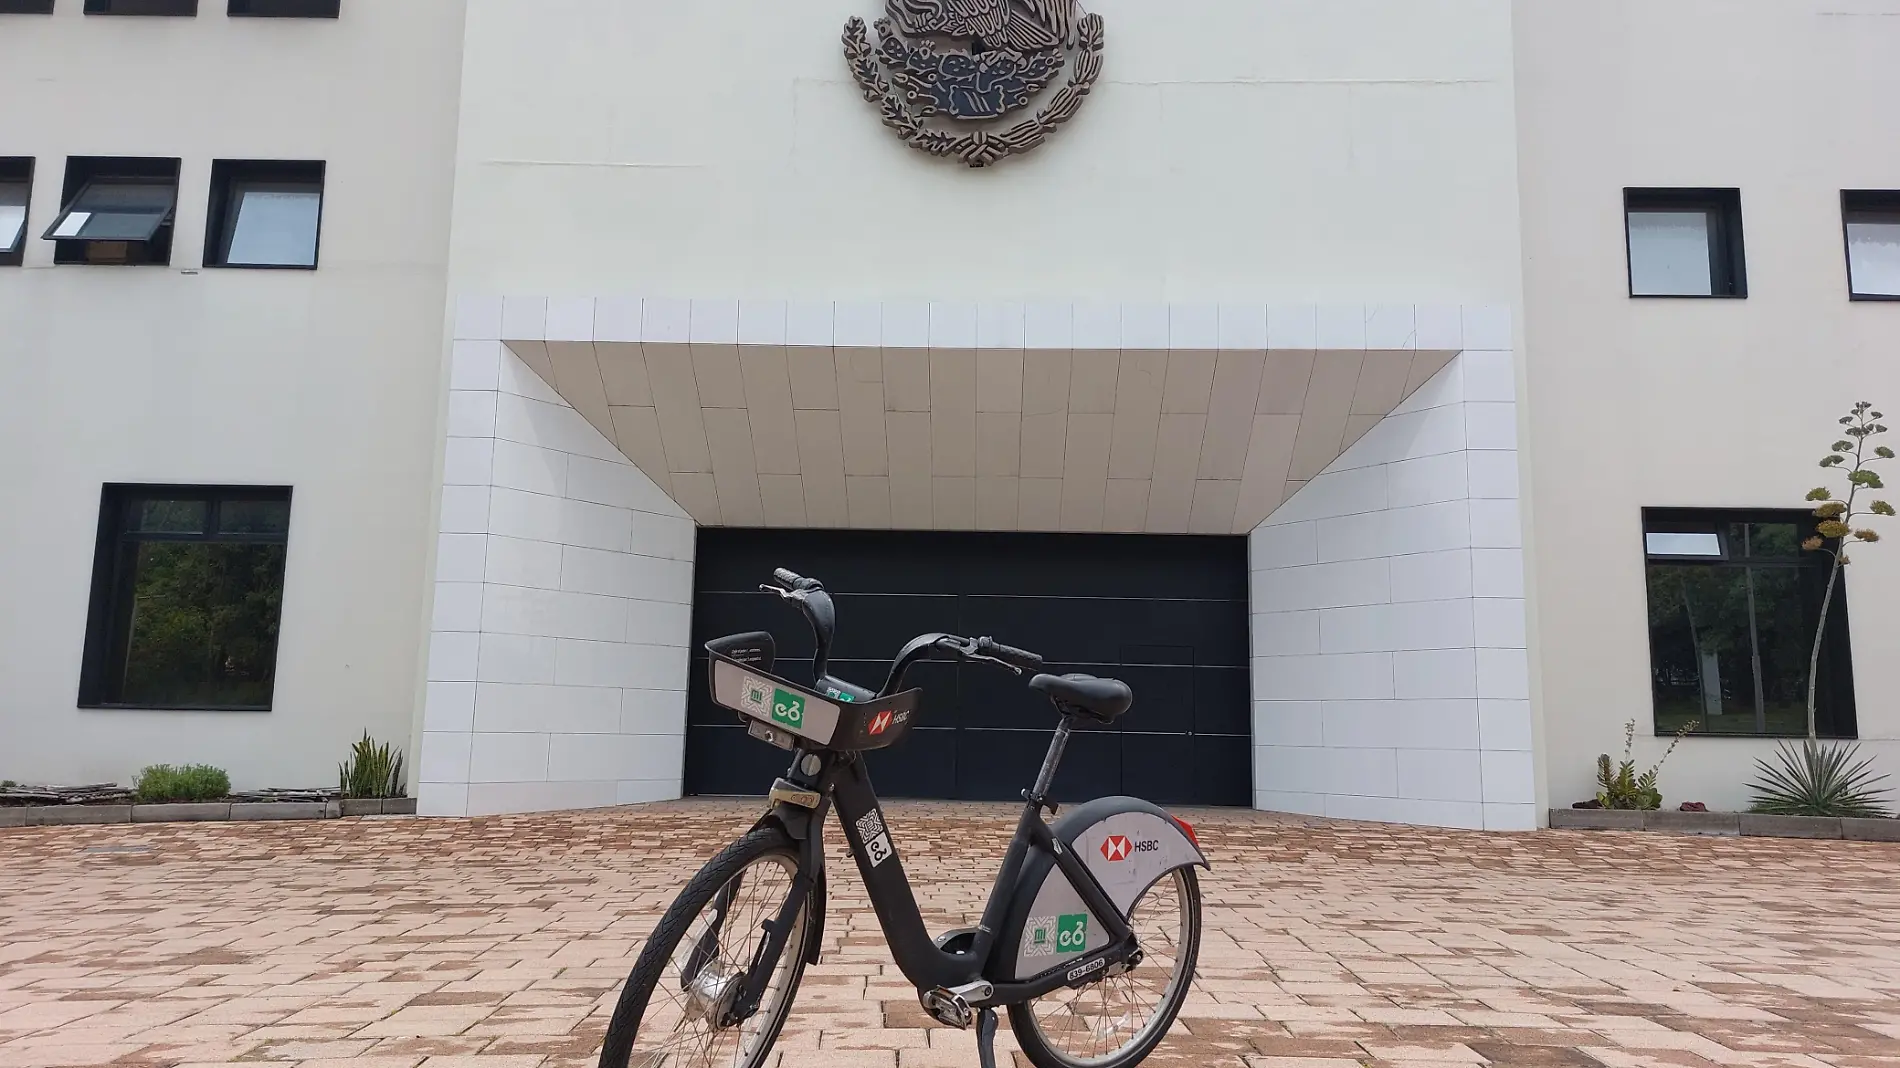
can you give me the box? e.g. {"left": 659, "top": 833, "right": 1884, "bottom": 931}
{"left": 599, "top": 567, "right": 1209, "bottom": 1068}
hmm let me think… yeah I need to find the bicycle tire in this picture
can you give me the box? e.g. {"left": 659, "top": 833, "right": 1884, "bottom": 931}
{"left": 598, "top": 826, "right": 819, "bottom": 1068}
{"left": 1007, "top": 867, "right": 1203, "bottom": 1068}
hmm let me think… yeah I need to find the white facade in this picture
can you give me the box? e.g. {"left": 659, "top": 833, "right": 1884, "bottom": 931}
{"left": 4, "top": 0, "right": 1897, "bottom": 826}
{"left": 0, "top": 1, "right": 466, "bottom": 789}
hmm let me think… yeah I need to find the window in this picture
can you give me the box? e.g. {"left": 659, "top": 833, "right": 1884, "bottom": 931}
{"left": 1843, "top": 190, "right": 1900, "bottom": 301}
{"left": 1625, "top": 188, "right": 1747, "bottom": 298}
{"left": 44, "top": 157, "right": 180, "bottom": 266}
{"left": 80, "top": 486, "right": 292, "bottom": 710}
{"left": 85, "top": 0, "right": 197, "bottom": 13}
{"left": 0, "top": 158, "right": 30, "bottom": 267}
{"left": 1643, "top": 509, "right": 1856, "bottom": 739}
{"left": 204, "top": 160, "right": 324, "bottom": 269}
{"left": 0, "top": 1, "right": 57, "bottom": 14}
{"left": 229, "top": 0, "right": 339, "bottom": 15}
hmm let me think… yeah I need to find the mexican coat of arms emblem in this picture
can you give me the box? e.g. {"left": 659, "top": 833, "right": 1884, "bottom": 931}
{"left": 843, "top": 0, "right": 1106, "bottom": 167}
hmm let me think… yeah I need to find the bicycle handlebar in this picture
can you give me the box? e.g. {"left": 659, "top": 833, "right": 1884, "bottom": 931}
{"left": 975, "top": 636, "right": 1044, "bottom": 671}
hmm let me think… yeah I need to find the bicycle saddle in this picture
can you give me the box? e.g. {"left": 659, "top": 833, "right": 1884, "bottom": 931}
{"left": 1029, "top": 672, "right": 1133, "bottom": 722}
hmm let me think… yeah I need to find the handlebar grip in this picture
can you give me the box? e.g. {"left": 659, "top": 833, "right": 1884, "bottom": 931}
{"left": 772, "top": 567, "right": 821, "bottom": 591}
{"left": 977, "top": 637, "right": 1043, "bottom": 669}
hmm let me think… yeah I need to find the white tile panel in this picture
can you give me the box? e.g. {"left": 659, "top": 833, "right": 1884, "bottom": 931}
{"left": 455, "top": 295, "right": 504, "bottom": 341}
{"left": 642, "top": 298, "right": 691, "bottom": 343}
{"left": 476, "top": 633, "right": 558, "bottom": 684}
{"left": 501, "top": 296, "right": 547, "bottom": 341}
{"left": 1464, "top": 402, "right": 1518, "bottom": 451}
{"left": 447, "top": 390, "right": 499, "bottom": 439}
{"left": 977, "top": 303, "right": 1026, "bottom": 349}
{"left": 1471, "top": 548, "right": 1525, "bottom": 599}
{"left": 1023, "top": 303, "right": 1072, "bottom": 349}
{"left": 1251, "top": 610, "right": 1321, "bottom": 657}
{"left": 1249, "top": 520, "right": 1317, "bottom": 570}
{"left": 484, "top": 585, "right": 629, "bottom": 642}
{"left": 594, "top": 296, "right": 644, "bottom": 343}
{"left": 467, "top": 780, "right": 618, "bottom": 816}
{"left": 443, "top": 437, "right": 496, "bottom": 487}
{"left": 427, "top": 632, "right": 479, "bottom": 683}
{"left": 490, "top": 439, "right": 568, "bottom": 497}
{"left": 1393, "top": 648, "right": 1479, "bottom": 700}
{"left": 1466, "top": 450, "right": 1519, "bottom": 500}
{"left": 1252, "top": 652, "right": 1394, "bottom": 702}
{"left": 1476, "top": 647, "right": 1531, "bottom": 700}
{"left": 786, "top": 301, "right": 834, "bottom": 347}
{"left": 1252, "top": 557, "right": 1391, "bottom": 613}
{"left": 1480, "top": 749, "right": 1536, "bottom": 804}
{"left": 451, "top": 340, "right": 504, "bottom": 391}
{"left": 475, "top": 682, "right": 621, "bottom": 735}
{"left": 1462, "top": 305, "right": 1512, "bottom": 351}
{"left": 1217, "top": 304, "right": 1268, "bottom": 350}
{"left": 1253, "top": 787, "right": 1328, "bottom": 818}
{"left": 627, "top": 600, "right": 694, "bottom": 647}
{"left": 622, "top": 688, "right": 689, "bottom": 734}
{"left": 834, "top": 302, "right": 881, "bottom": 347}
{"left": 930, "top": 302, "right": 979, "bottom": 348}
{"left": 1390, "top": 549, "right": 1473, "bottom": 603}
{"left": 1396, "top": 748, "right": 1484, "bottom": 802}
{"left": 438, "top": 485, "right": 492, "bottom": 535}
{"left": 470, "top": 732, "right": 553, "bottom": 783}
{"left": 425, "top": 682, "right": 477, "bottom": 733}
{"left": 1479, "top": 699, "right": 1534, "bottom": 752}
{"left": 436, "top": 533, "right": 488, "bottom": 584}
{"left": 1253, "top": 701, "right": 1324, "bottom": 747}
{"left": 1316, "top": 304, "right": 1367, "bottom": 349}
{"left": 1364, "top": 305, "right": 1416, "bottom": 349}
{"left": 882, "top": 302, "right": 930, "bottom": 348}
{"left": 432, "top": 581, "right": 484, "bottom": 633}
{"left": 738, "top": 300, "right": 788, "bottom": 345}
{"left": 546, "top": 297, "right": 596, "bottom": 342}
{"left": 1266, "top": 304, "right": 1318, "bottom": 350}
{"left": 1414, "top": 305, "right": 1463, "bottom": 350}
{"left": 1469, "top": 498, "right": 1523, "bottom": 549}
{"left": 420, "top": 731, "right": 473, "bottom": 784}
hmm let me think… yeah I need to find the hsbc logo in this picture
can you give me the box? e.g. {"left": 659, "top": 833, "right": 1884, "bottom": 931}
{"left": 1099, "top": 835, "right": 1160, "bottom": 862}
{"left": 868, "top": 710, "right": 894, "bottom": 736}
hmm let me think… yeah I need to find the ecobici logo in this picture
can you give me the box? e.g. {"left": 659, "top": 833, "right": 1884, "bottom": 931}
{"left": 1022, "top": 913, "right": 1089, "bottom": 958}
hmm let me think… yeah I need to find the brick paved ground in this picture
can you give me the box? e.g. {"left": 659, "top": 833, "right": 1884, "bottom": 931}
{"left": 3, "top": 801, "right": 1900, "bottom": 1068}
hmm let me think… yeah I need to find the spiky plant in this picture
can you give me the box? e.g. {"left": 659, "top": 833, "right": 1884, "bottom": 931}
{"left": 339, "top": 732, "right": 406, "bottom": 799}
{"left": 1748, "top": 739, "right": 1892, "bottom": 818}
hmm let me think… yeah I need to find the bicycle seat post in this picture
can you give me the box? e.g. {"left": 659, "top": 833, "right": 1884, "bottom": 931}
{"left": 1026, "top": 714, "right": 1074, "bottom": 810}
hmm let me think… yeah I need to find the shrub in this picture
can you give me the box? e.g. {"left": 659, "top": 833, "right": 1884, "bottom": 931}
{"left": 1749, "top": 739, "right": 1893, "bottom": 818}
{"left": 339, "top": 733, "right": 406, "bottom": 799}
{"left": 135, "top": 764, "right": 231, "bottom": 804}
{"left": 1596, "top": 719, "right": 1693, "bottom": 810}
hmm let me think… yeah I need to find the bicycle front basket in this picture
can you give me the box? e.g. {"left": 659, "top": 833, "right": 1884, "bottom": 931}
{"left": 705, "top": 631, "right": 921, "bottom": 752}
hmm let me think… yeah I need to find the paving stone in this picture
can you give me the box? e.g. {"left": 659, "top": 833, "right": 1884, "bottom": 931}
{"left": 3, "top": 800, "right": 1900, "bottom": 1068}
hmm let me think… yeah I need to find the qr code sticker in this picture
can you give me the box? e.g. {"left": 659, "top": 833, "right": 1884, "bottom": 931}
{"left": 865, "top": 832, "right": 895, "bottom": 867}
{"left": 855, "top": 809, "right": 885, "bottom": 843}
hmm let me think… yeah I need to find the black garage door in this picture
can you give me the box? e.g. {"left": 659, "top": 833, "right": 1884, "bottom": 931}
{"left": 684, "top": 529, "right": 1251, "bottom": 806}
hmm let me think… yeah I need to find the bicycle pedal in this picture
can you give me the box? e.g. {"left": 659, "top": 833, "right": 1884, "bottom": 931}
{"left": 918, "top": 980, "right": 993, "bottom": 1029}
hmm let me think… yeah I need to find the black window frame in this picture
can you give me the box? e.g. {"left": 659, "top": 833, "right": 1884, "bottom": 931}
{"left": 204, "top": 159, "right": 326, "bottom": 270}
{"left": 229, "top": 0, "right": 338, "bottom": 15}
{"left": 45, "top": 156, "right": 181, "bottom": 267}
{"left": 1641, "top": 507, "right": 1857, "bottom": 740}
{"left": 79, "top": 484, "right": 294, "bottom": 712}
{"left": 0, "top": 1, "right": 57, "bottom": 15}
{"left": 0, "top": 157, "right": 31, "bottom": 267}
{"left": 1624, "top": 188, "right": 1748, "bottom": 299}
{"left": 1842, "top": 189, "right": 1900, "bottom": 303}
{"left": 85, "top": 0, "right": 197, "bottom": 14}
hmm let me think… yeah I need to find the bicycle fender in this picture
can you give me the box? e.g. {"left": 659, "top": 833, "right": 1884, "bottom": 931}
{"left": 750, "top": 804, "right": 828, "bottom": 966}
{"left": 989, "top": 797, "right": 1207, "bottom": 982}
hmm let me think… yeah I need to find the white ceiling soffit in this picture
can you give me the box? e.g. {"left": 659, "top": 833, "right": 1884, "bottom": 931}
{"left": 491, "top": 298, "right": 1501, "bottom": 534}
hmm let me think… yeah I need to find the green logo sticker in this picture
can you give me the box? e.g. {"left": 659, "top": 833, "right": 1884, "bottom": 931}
{"left": 770, "top": 688, "right": 805, "bottom": 728}
{"left": 1056, "top": 913, "right": 1088, "bottom": 952}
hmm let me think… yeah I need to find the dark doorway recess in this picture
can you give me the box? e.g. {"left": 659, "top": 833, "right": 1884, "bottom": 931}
{"left": 686, "top": 528, "right": 1251, "bottom": 806}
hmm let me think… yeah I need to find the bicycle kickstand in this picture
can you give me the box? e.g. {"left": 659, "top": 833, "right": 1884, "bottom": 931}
{"left": 975, "top": 1007, "right": 999, "bottom": 1068}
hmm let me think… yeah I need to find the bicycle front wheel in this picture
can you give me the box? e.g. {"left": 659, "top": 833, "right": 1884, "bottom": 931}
{"left": 1007, "top": 867, "right": 1202, "bottom": 1068}
{"left": 598, "top": 827, "right": 818, "bottom": 1068}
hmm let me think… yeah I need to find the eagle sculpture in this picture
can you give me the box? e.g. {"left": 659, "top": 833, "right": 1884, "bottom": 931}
{"left": 885, "top": 0, "right": 1079, "bottom": 52}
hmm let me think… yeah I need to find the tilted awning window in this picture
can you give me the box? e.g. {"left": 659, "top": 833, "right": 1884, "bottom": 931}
{"left": 43, "top": 179, "right": 176, "bottom": 244}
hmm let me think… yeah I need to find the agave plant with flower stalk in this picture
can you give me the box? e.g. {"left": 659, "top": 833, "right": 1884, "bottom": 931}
{"left": 1749, "top": 402, "right": 1895, "bottom": 817}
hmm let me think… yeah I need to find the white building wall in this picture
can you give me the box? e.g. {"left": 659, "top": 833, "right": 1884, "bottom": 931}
{"left": 0, "top": 2, "right": 466, "bottom": 789}
{"left": 1517, "top": 0, "right": 1900, "bottom": 812}
{"left": 419, "top": 301, "right": 696, "bottom": 817}
{"left": 1250, "top": 343, "right": 1535, "bottom": 831}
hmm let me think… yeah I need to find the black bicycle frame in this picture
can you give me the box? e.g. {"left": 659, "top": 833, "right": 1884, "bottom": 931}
{"left": 735, "top": 723, "right": 1136, "bottom": 1011}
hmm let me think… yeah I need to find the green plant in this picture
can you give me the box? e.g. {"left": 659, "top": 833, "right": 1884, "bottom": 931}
{"left": 1801, "top": 402, "right": 1892, "bottom": 738}
{"left": 339, "top": 732, "right": 406, "bottom": 799}
{"left": 1749, "top": 739, "right": 1893, "bottom": 817}
{"left": 135, "top": 764, "right": 231, "bottom": 804}
{"left": 1596, "top": 719, "right": 1694, "bottom": 810}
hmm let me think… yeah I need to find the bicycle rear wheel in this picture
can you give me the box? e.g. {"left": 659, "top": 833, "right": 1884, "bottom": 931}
{"left": 1007, "top": 867, "right": 1201, "bottom": 1068}
{"left": 598, "top": 827, "right": 818, "bottom": 1068}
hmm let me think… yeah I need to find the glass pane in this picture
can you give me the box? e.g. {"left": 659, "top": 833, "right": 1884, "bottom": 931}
{"left": 1645, "top": 531, "right": 1721, "bottom": 557}
{"left": 73, "top": 210, "right": 166, "bottom": 242}
{"left": 115, "top": 542, "right": 285, "bottom": 707}
{"left": 1847, "top": 216, "right": 1900, "bottom": 297}
{"left": 129, "top": 499, "right": 207, "bottom": 534}
{"left": 1744, "top": 521, "right": 1801, "bottom": 558}
{"left": 0, "top": 182, "right": 24, "bottom": 252}
{"left": 1748, "top": 567, "right": 1813, "bottom": 736}
{"left": 225, "top": 187, "right": 321, "bottom": 267}
{"left": 218, "top": 498, "right": 290, "bottom": 536}
{"left": 72, "top": 181, "right": 175, "bottom": 212}
{"left": 1647, "top": 565, "right": 1755, "bottom": 733}
{"left": 1628, "top": 210, "right": 1715, "bottom": 296}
